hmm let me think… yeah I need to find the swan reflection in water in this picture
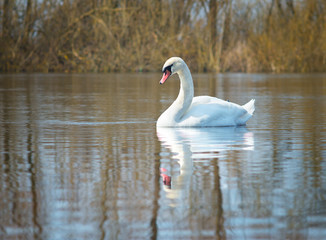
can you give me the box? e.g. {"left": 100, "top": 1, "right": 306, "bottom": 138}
{"left": 157, "top": 127, "right": 254, "bottom": 203}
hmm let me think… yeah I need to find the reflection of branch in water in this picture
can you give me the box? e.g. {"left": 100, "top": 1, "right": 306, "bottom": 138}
{"left": 150, "top": 149, "right": 160, "bottom": 240}
{"left": 214, "top": 157, "right": 225, "bottom": 239}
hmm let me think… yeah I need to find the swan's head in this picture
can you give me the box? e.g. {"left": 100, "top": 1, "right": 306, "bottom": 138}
{"left": 160, "top": 57, "right": 186, "bottom": 84}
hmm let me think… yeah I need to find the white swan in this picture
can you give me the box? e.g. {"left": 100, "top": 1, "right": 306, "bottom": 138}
{"left": 157, "top": 57, "right": 255, "bottom": 127}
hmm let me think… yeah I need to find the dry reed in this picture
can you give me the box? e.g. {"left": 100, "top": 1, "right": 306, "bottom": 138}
{"left": 1, "top": 0, "right": 326, "bottom": 73}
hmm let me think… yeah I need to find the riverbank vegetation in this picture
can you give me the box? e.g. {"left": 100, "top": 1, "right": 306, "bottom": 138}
{"left": 1, "top": 0, "right": 326, "bottom": 73}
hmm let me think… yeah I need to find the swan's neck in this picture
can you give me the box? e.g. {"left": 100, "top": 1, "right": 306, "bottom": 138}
{"left": 170, "top": 65, "right": 194, "bottom": 122}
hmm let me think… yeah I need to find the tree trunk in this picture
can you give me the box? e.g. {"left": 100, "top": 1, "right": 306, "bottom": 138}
{"left": 209, "top": 0, "right": 218, "bottom": 56}
{"left": 23, "top": 0, "right": 33, "bottom": 46}
{"left": 2, "top": 0, "right": 13, "bottom": 38}
{"left": 221, "top": 0, "right": 232, "bottom": 54}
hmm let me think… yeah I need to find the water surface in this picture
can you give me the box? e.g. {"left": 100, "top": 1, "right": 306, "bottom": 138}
{"left": 0, "top": 73, "right": 325, "bottom": 239}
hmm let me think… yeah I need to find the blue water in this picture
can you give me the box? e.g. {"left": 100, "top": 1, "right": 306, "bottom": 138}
{"left": 0, "top": 73, "right": 325, "bottom": 239}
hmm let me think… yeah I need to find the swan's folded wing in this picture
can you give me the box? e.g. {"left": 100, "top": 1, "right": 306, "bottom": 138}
{"left": 180, "top": 96, "right": 249, "bottom": 126}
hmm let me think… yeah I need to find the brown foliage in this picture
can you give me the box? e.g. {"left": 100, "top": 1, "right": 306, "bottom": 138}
{"left": 1, "top": 0, "right": 326, "bottom": 73}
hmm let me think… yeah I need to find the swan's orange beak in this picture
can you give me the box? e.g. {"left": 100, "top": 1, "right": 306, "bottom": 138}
{"left": 160, "top": 70, "right": 171, "bottom": 84}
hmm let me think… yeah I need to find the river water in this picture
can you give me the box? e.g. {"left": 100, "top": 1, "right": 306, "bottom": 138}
{"left": 0, "top": 73, "right": 325, "bottom": 239}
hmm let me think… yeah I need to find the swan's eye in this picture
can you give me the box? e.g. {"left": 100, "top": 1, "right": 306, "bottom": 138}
{"left": 162, "top": 64, "right": 173, "bottom": 73}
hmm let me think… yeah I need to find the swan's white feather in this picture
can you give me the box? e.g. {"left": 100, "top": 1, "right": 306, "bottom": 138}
{"left": 180, "top": 96, "right": 254, "bottom": 127}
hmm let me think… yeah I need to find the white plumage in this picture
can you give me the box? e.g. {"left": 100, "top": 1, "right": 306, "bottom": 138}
{"left": 157, "top": 57, "right": 255, "bottom": 127}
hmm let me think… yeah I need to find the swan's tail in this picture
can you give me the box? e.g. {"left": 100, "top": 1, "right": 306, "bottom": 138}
{"left": 242, "top": 99, "right": 255, "bottom": 115}
{"left": 235, "top": 99, "right": 255, "bottom": 125}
